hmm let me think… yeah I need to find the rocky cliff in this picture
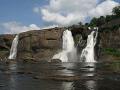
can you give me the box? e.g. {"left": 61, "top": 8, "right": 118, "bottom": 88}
{"left": 0, "top": 27, "right": 64, "bottom": 61}
{"left": 98, "top": 27, "right": 120, "bottom": 61}
{"left": 0, "top": 34, "right": 15, "bottom": 59}
{"left": 0, "top": 24, "right": 120, "bottom": 62}
{"left": 18, "top": 27, "right": 64, "bottom": 61}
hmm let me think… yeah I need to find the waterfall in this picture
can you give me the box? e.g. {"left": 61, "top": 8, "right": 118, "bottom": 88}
{"left": 8, "top": 34, "right": 19, "bottom": 59}
{"left": 52, "top": 29, "right": 76, "bottom": 62}
{"left": 80, "top": 27, "right": 98, "bottom": 62}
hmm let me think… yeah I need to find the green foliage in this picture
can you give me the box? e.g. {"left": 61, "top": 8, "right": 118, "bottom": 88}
{"left": 110, "top": 62, "right": 120, "bottom": 72}
{"left": 112, "top": 6, "right": 120, "bottom": 16}
{"left": 105, "top": 15, "right": 113, "bottom": 22}
{"left": 0, "top": 48, "right": 8, "bottom": 51}
{"left": 74, "top": 34, "right": 82, "bottom": 46}
{"left": 112, "top": 25, "right": 120, "bottom": 30}
{"left": 89, "top": 17, "right": 98, "bottom": 27}
{"left": 69, "top": 6, "right": 120, "bottom": 32}
{"left": 89, "top": 6, "right": 120, "bottom": 27}
{"left": 85, "top": 23, "right": 89, "bottom": 27}
{"left": 97, "top": 16, "right": 106, "bottom": 26}
{"left": 103, "top": 48, "right": 120, "bottom": 57}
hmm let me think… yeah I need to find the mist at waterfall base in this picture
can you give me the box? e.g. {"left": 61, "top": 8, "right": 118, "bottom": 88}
{"left": 53, "top": 28, "right": 98, "bottom": 62}
{"left": 8, "top": 34, "right": 19, "bottom": 59}
{"left": 80, "top": 29, "right": 98, "bottom": 62}
{"left": 52, "top": 30, "right": 77, "bottom": 62}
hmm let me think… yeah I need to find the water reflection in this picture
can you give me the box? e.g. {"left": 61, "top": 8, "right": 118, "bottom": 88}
{"left": 86, "top": 80, "right": 96, "bottom": 90}
{"left": 1, "top": 61, "right": 120, "bottom": 90}
{"left": 62, "top": 82, "right": 74, "bottom": 90}
{"left": 8, "top": 61, "right": 17, "bottom": 90}
{"left": 60, "top": 63, "right": 75, "bottom": 76}
{"left": 60, "top": 62, "right": 97, "bottom": 90}
{"left": 81, "top": 63, "right": 96, "bottom": 77}
{"left": 9, "top": 61, "right": 17, "bottom": 71}
{"left": 83, "top": 63, "right": 97, "bottom": 90}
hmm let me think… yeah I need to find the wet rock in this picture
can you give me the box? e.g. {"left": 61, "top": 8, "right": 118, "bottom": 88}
{"left": 17, "top": 71, "right": 25, "bottom": 74}
{"left": 49, "top": 66, "right": 66, "bottom": 70}
{"left": 51, "top": 59, "right": 62, "bottom": 63}
{"left": 45, "top": 75, "right": 81, "bottom": 82}
{"left": 33, "top": 76, "right": 40, "bottom": 79}
{"left": 26, "top": 71, "right": 34, "bottom": 74}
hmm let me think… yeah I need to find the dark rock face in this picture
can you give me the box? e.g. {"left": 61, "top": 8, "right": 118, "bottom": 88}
{"left": 99, "top": 29, "right": 120, "bottom": 49}
{"left": 0, "top": 28, "right": 64, "bottom": 61}
{"left": 0, "top": 34, "right": 15, "bottom": 49}
{"left": 98, "top": 28, "right": 120, "bottom": 61}
{"left": 17, "top": 28, "right": 64, "bottom": 61}
{"left": 0, "top": 34, "right": 15, "bottom": 59}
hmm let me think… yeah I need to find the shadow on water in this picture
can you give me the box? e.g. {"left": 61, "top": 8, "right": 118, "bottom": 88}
{"left": 1, "top": 61, "right": 120, "bottom": 90}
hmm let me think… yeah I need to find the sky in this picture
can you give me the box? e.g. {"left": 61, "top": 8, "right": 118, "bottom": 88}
{"left": 0, "top": 0, "right": 119, "bottom": 34}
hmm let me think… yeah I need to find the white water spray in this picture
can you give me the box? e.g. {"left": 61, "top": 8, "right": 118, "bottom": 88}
{"left": 52, "top": 30, "right": 76, "bottom": 62}
{"left": 8, "top": 34, "right": 19, "bottom": 59}
{"left": 80, "top": 28, "right": 98, "bottom": 62}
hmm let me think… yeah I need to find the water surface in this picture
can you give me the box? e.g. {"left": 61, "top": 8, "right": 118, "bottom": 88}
{"left": 0, "top": 61, "right": 120, "bottom": 90}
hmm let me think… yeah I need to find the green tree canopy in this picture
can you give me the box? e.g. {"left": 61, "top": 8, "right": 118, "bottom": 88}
{"left": 112, "top": 6, "right": 120, "bottom": 16}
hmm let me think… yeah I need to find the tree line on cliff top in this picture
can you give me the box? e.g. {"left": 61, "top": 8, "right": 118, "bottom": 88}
{"left": 69, "top": 5, "right": 120, "bottom": 29}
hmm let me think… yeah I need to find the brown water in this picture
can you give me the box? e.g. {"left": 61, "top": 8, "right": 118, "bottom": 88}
{"left": 0, "top": 61, "right": 120, "bottom": 90}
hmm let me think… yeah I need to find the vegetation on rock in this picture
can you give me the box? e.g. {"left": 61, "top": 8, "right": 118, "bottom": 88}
{"left": 103, "top": 48, "right": 120, "bottom": 57}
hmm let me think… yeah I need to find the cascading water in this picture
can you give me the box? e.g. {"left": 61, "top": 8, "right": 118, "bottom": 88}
{"left": 52, "top": 29, "right": 76, "bottom": 62}
{"left": 8, "top": 34, "right": 19, "bottom": 59}
{"left": 80, "top": 28, "right": 98, "bottom": 62}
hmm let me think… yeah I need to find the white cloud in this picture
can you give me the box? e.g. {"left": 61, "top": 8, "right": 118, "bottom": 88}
{"left": 33, "top": 7, "right": 40, "bottom": 13}
{"left": 89, "top": 0, "right": 119, "bottom": 18}
{"left": 40, "top": 0, "right": 97, "bottom": 26}
{"left": 42, "top": 24, "right": 59, "bottom": 29}
{"left": 29, "top": 24, "right": 40, "bottom": 30}
{"left": 1, "top": 21, "right": 60, "bottom": 34}
{"left": 34, "top": 0, "right": 119, "bottom": 26}
{"left": 2, "top": 21, "right": 40, "bottom": 34}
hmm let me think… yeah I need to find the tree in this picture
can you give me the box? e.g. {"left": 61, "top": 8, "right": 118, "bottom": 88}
{"left": 112, "top": 6, "right": 120, "bottom": 16}
{"left": 85, "top": 23, "right": 89, "bottom": 27}
{"left": 97, "top": 16, "right": 106, "bottom": 26}
{"left": 78, "top": 22, "right": 83, "bottom": 26}
{"left": 89, "top": 17, "right": 98, "bottom": 27}
{"left": 106, "top": 15, "right": 113, "bottom": 22}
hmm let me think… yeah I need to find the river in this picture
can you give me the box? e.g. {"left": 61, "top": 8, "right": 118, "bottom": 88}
{"left": 0, "top": 61, "right": 120, "bottom": 90}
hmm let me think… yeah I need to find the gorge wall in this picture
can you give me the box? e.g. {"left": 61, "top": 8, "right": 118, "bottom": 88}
{"left": 18, "top": 28, "right": 64, "bottom": 61}
{"left": 98, "top": 27, "right": 120, "bottom": 61}
{"left": 0, "top": 27, "right": 64, "bottom": 61}
{"left": 0, "top": 26, "right": 120, "bottom": 62}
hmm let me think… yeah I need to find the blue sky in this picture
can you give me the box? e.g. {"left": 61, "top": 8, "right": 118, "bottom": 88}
{"left": 0, "top": 0, "right": 119, "bottom": 34}
{"left": 0, "top": 0, "right": 47, "bottom": 26}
